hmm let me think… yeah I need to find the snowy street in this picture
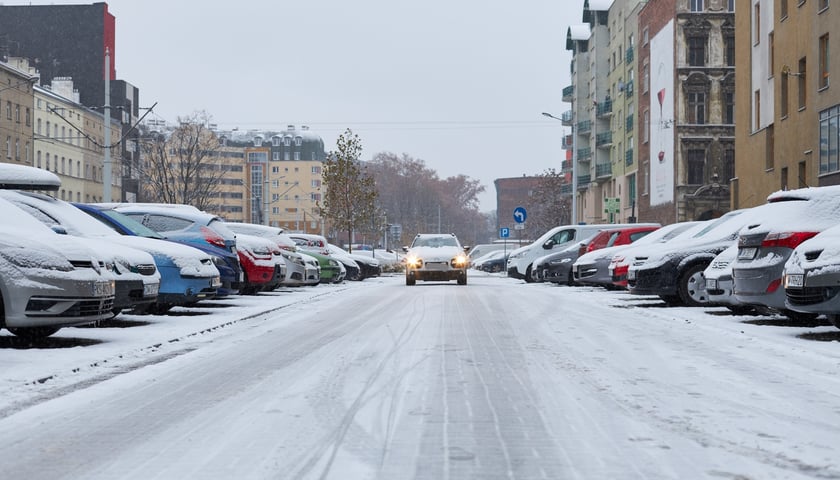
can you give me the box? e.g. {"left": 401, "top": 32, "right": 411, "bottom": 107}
{"left": 1, "top": 272, "right": 840, "bottom": 479}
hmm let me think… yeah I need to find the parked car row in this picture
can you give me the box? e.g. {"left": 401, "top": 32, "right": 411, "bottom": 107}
{"left": 0, "top": 165, "right": 374, "bottom": 339}
{"left": 530, "top": 184, "right": 840, "bottom": 331}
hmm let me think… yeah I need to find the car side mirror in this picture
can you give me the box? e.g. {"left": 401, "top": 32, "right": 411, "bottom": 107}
{"left": 542, "top": 241, "right": 553, "bottom": 250}
{"left": 51, "top": 225, "right": 68, "bottom": 235}
{"left": 402, "top": 246, "right": 409, "bottom": 253}
{"left": 463, "top": 246, "right": 471, "bottom": 252}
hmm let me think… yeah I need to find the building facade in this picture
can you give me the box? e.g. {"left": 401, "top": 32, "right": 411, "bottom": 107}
{"left": 494, "top": 176, "right": 542, "bottom": 241}
{"left": 0, "top": 59, "right": 36, "bottom": 167}
{"left": 735, "top": 0, "right": 839, "bottom": 208}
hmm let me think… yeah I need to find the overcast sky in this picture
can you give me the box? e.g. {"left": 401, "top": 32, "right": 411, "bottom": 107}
{"left": 19, "top": 0, "right": 581, "bottom": 213}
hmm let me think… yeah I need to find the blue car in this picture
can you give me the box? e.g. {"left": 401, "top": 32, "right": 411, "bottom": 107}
{"left": 75, "top": 203, "right": 241, "bottom": 298}
{"left": 95, "top": 204, "right": 244, "bottom": 296}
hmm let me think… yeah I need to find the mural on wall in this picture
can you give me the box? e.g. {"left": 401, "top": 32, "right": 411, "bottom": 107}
{"left": 649, "top": 19, "right": 675, "bottom": 207}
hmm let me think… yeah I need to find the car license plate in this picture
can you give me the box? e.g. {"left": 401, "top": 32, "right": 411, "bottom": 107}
{"left": 706, "top": 278, "right": 718, "bottom": 290}
{"left": 627, "top": 269, "right": 636, "bottom": 280}
{"left": 93, "top": 280, "right": 114, "bottom": 297}
{"left": 785, "top": 273, "right": 804, "bottom": 288}
{"left": 738, "top": 247, "right": 757, "bottom": 260}
{"left": 144, "top": 282, "right": 160, "bottom": 297}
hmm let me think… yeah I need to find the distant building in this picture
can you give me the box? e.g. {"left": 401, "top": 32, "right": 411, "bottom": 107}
{"left": 0, "top": 59, "right": 37, "bottom": 167}
{"left": 0, "top": 2, "right": 141, "bottom": 201}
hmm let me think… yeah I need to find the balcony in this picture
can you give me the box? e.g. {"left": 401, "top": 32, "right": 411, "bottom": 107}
{"left": 560, "top": 183, "right": 573, "bottom": 195}
{"left": 625, "top": 148, "right": 634, "bottom": 166}
{"left": 561, "top": 110, "right": 574, "bottom": 126}
{"left": 596, "top": 131, "right": 613, "bottom": 148}
{"left": 626, "top": 114, "right": 634, "bottom": 131}
{"left": 561, "top": 159, "right": 573, "bottom": 172}
{"left": 577, "top": 120, "right": 592, "bottom": 133}
{"left": 577, "top": 174, "right": 591, "bottom": 188}
{"left": 562, "top": 85, "right": 574, "bottom": 102}
{"left": 625, "top": 80, "right": 634, "bottom": 95}
{"left": 625, "top": 46, "right": 634, "bottom": 63}
{"left": 595, "top": 162, "right": 612, "bottom": 178}
{"left": 562, "top": 134, "right": 573, "bottom": 150}
{"left": 596, "top": 99, "right": 613, "bottom": 117}
{"left": 577, "top": 147, "right": 592, "bottom": 162}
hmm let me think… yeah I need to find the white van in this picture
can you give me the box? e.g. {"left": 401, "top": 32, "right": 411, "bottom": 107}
{"left": 506, "top": 223, "right": 658, "bottom": 282}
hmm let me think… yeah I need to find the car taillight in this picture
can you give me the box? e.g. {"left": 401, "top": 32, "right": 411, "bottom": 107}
{"left": 201, "top": 226, "right": 227, "bottom": 249}
{"left": 760, "top": 231, "right": 818, "bottom": 249}
{"left": 579, "top": 244, "right": 588, "bottom": 256}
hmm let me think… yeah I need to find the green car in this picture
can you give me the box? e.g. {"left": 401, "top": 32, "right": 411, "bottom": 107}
{"left": 303, "top": 251, "right": 345, "bottom": 283}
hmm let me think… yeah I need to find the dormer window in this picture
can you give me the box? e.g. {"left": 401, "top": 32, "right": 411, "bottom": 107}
{"left": 295, "top": 136, "right": 302, "bottom": 146}
{"left": 254, "top": 136, "right": 263, "bottom": 147}
{"left": 272, "top": 136, "right": 281, "bottom": 146}
{"left": 284, "top": 136, "right": 291, "bottom": 147}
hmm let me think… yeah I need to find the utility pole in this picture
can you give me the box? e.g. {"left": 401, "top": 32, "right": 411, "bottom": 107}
{"left": 103, "top": 47, "right": 112, "bottom": 202}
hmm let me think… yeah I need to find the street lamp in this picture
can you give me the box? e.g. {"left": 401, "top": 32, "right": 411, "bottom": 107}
{"left": 542, "top": 111, "right": 577, "bottom": 225}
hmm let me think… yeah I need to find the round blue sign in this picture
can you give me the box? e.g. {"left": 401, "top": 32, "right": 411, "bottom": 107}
{"left": 513, "top": 206, "right": 527, "bottom": 223}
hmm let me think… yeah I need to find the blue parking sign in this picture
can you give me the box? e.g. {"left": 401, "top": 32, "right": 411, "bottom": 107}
{"left": 500, "top": 227, "right": 510, "bottom": 238}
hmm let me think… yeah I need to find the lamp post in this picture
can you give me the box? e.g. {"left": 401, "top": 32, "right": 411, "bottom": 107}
{"left": 542, "top": 111, "right": 577, "bottom": 225}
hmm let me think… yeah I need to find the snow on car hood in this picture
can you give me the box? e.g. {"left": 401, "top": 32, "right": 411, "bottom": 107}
{"left": 107, "top": 236, "right": 219, "bottom": 278}
{"left": 407, "top": 246, "right": 465, "bottom": 262}
{"left": 785, "top": 223, "right": 840, "bottom": 276}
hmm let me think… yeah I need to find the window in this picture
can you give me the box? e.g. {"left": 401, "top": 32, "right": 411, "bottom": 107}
{"left": 5, "top": 136, "right": 10, "bottom": 158}
{"left": 643, "top": 110, "right": 649, "bottom": 143}
{"left": 643, "top": 27, "right": 649, "bottom": 46}
{"left": 46, "top": 121, "right": 51, "bottom": 138}
{"left": 311, "top": 166, "right": 322, "bottom": 174}
{"left": 642, "top": 61, "right": 649, "bottom": 94}
{"left": 687, "top": 149, "right": 705, "bottom": 184}
{"left": 688, "top": 92, "right": 706, "bottom": 124}
{"left": 25, "top": 108, "right": 30, "bottom": 126}
{"left": 725, "top": 36, "right": 735, "bottom": 66}
{"left": 722, "top": 149, "right": 735, "bottom": 181}
{"left": 724, "top": 91, "right": 735, "bottom": 123}
{"left": 272, "top": 137, "right": 280, "bottom": 146}
{"left": 688, "top": 36, "right": 706, "bottom": 66}
{"left": 728, "top": 0, "right": 735, "bottom": 11}
{"left": 766, "top": 124, "right": 775, "bottom": 170}
{"left": 781, "top": 0, "right": 789, "bottom": 18}
{"left": 295, "top": 137, "right": 302, "bottom": 146}
{"left": 284, "top": 151, "right": 290, "bottom": 161}
{"left": 819, "top": 105, "right": 840, "bottom": 174}
{"left": 311, "top": 179, "right": 321, "bottom": 188}
{"left": 14, "top": 138, "right": 20, "bottom": 160}
{"left": 272, "top": 151, "right": 280, "bottom": 161}
{"left": 780, "top": 74, "right": 789, "bottom": 117}
{"left": 755, "top": 90, "right": 761, "bottom": 130}
{"left": 819, "top": 34, "right": 830, "bottom": 89}
{"left": 754, "top": 3, "right": 761, "bottom": 44}
{"left": 819, "top": 0, "right": 828, "bottom": 9}
{"left": 4, "top": 101, "right": 10, "bottom": 120}
{"left": 798, "top": 57, "right": 807, "bottom": 109}
{"left": 37, "top": 118, "right": 42, "bottom": 135}
{"left": 36, "top": 151, "right": 41, "bottom": 168}
{"left": 283, "top": 137, "right": 291, "bottom": 146}
{"left": 14, "top": 104, "right": 20, "bottom": 123}
{"left": 690, "top": 0, "right": 704, "bottom": 11}
{"left": 294, "top": 151, "right": 301, "bottom": 161}
{"left": 781, "top": 167, "right": 789, "bottom": 190}
{"left": 768, "top": 32, "right": 775, "bottom": 74}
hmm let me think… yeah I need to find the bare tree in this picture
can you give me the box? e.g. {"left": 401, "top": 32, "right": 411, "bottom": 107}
{"left": 320, "top": 129, "right": 379, "bottom": 252}
{"left": 527, "top": 168, "right": 570, "bottom": 236}
{"left": 138, "top": 111, "right": 226, "bottom": 210}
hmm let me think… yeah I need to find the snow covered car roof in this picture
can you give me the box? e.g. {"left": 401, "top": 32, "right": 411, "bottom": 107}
{"left": 0, "top": 163, "right": 61, "bottom": 191}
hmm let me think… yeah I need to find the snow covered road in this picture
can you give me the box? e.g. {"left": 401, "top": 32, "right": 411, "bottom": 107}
{"left": 1, "top": 272, "right": 839, "bottom": 479}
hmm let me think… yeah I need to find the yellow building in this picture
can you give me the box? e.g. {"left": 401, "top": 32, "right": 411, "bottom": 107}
{"left": 735, "top": 0, "right": 839, "bottom": 207}
{"left": 0, "top": 58, "right": 37, "bottom": 167}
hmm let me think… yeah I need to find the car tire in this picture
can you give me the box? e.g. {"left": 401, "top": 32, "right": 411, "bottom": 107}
{"left": 726, "top": 305, "right": 758, "bottom": 316}
{"left": 7, "top": 326, "right": 60, "bottom": 339}
{"left": 524, "top": 265, "right": 535, "bottom": 283}
{"left": 677, "top": 263, "right": 710, "bottom": 307}
{"left": 827, "top": 314, "right": 840, "bottom": 330}
{"left": 406, "top": 274, "right": 416, "bottom": 286}
{"left": 457, "top": 272, "right": 467, "bottom": 285}
{"left": 781, "top": 309, "right": 819, "bottom": 325}
{"left": 659, "top": 294, "right": 683, "bottom": 306}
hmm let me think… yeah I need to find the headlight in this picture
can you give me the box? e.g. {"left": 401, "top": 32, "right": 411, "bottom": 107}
{"left": 282, "top": 252, "right": 305, "bottom": 266}
{"left": 452, "top": 254, "right": 468, "bottom": 267}
{"left": 211, "top": 255, "right": 227, "bottom": 267}
{"left": 328, "top": 259, "right": 340, "bottom": 267}
{"left": 405, "top": 255, "right": 422, "bottom": 268}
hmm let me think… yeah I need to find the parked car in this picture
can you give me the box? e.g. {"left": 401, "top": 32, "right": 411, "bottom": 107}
{"left": 225, "top": 223, "right": 320, "bottom": 286}
{"left": 468, "top": 243, "right": 509, "bottom": 266}
{"left": 403, "top": 233, "right": 469, "bottom": 285}
{"left": 507, "top": 223, "right": 650, "bottom": 282}
{"left": 234, "top": 233, "right": 287, "bottom": 294}
{"left": 76, "top": 203, "right": 235, "bottom": 298}
{"left": 110, "top": 204, "right": 243, "bottom": 296}
{"left": 0, "top": 190, "right": 223, "bottom": 315}
{"left": 573, "top": 223, "right": 694, "bottom": 288}
{"left": 0, "top": 165, "right": 115, "bottom": 338}
{"left": 703, "top": 243, "right": 756, "bottom": 314}
{"left": 609, "top": 221, "right": 707, "bottom": 289}
{"left": 627, "top": 210, "right": 751, "bottom": 306}
{"left": 732, "top": 185, "right": 840, "bottom": 321}
{"left": 783, "top": 222, "right": 840, "bottom": 329}
{"left": 537, "top": 224, "right": 660, "bottom": 285}
{"left": 286, "top": 233, "right": 348, "bottom": 283}
{"left": 0, "top": 191, "right": 161, "bottom": 315}
{"left": 328, "top": 243, "right": 381, "bottom": 280}
{"left": 472, "top": 250, "right": 508, "bottom": 273}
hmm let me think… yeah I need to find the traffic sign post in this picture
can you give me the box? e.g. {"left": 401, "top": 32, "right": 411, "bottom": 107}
{"left": 513, "top": 206, "right": 527, "bottom": 224}
{"left": 500, "top": 227, "right": 510, "bottom": 238}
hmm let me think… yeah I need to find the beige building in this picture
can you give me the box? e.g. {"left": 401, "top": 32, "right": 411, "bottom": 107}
{"left": 0, "top": 58, "right": 37, "bottom": 167}
{"left": 735, "top": 0, "right": 839, "bottom": 207}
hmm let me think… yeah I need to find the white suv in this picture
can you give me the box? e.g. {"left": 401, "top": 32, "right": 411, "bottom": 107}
{"left": 403, "top": 233, "right": 469, "bottom": 285}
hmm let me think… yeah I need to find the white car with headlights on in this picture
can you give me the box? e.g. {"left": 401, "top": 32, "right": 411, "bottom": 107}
{"left": 402, "top": 233, "right": 469, "bottom": 286}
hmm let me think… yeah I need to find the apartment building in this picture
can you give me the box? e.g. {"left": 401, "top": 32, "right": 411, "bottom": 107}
{"left": 0, "top": 59, "right": 36, "bottom": 167}
{"left": 735, "top": 0, "right": 839, "bottom": 207}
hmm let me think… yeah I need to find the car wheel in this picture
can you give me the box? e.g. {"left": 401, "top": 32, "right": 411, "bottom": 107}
{"left": 678, "top": 263, "right": 710, "bottom": 307}
{"left": 406, "top": 274, "right": 416, "bottom": 286}
{"left": 7, "top": 326, "right": 60, "bottom": 339}
{"left": 726, "top": 305, "right": 759, "bottom": 316}
{"left": 148, "top": 304, "right": 173, "bottom": 315}
{"left": 524, "top": 265, "right": 535, "bottom": 283}
{"left": 457, "top": 272, "right": 467, "bottom": 285}
{"left": 827, "top": 314, "right": 840, "bottom": 330}
{"left": 347, "top": 268, "right": 362, "bottom": 281}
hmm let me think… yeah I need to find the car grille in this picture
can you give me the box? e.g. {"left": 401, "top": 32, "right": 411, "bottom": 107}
{"left": 786, "top": 286, "right": 838, "bottom": 306}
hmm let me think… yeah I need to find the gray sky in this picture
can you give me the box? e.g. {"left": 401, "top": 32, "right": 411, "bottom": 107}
{"left": 22, "top": 0, "right": 580, "bottom": 212}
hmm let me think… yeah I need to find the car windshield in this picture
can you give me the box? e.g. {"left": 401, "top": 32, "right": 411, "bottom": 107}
{"left": 99, "top": 209, "right": 165, "bottom": 239}
{"left": 414, "top": 236, "right": 458, "bottom": 248}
